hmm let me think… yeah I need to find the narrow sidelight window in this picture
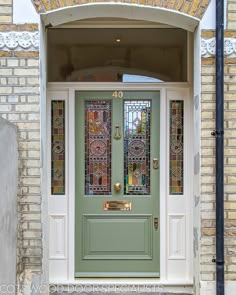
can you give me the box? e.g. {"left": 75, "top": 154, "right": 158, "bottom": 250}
{"left": 51, "top": 100, "right": 65, "bottom": 195}
{"left": 169, "top": 100, "right": 184, "bottom": 195}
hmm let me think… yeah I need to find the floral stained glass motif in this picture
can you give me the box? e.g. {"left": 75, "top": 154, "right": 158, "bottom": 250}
{"left": 51, "top": 100, "right": 65, "bottom": 195}
{"left": 124, "top": 100, "right": 151, "bottom": 195}
{"left": 85, "top": 101, "right": 112, "bottom": 195}
{"left": 169, "top": 100, "right": 184, "bottom": 195}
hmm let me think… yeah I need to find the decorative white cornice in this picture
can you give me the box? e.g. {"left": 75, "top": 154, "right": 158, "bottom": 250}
{"left": 0, "top": 31, "right": 39, "bottom": 51}
{"left": 201, "top": 37, "right": 236, "bottom": 57}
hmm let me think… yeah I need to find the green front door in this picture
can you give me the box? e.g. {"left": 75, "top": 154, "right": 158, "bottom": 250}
{"left": 75, "top": 91, "right": 160, "bottom": 277}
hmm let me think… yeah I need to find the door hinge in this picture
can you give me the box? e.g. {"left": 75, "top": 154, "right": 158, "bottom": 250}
{"left": 153, "top": 158, "right": 159, "bottom": 169}
{"left": 154, "top": 217, "right": 159, "bottom": 231}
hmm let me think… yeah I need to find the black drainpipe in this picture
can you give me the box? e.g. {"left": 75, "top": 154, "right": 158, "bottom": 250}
{"left": 215, "top": 0, "right": 224, "bottom": 294}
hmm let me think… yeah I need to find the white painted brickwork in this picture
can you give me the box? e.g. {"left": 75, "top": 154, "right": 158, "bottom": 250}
{"left": 0, "top": 54, "right": 42, "bottom": 274}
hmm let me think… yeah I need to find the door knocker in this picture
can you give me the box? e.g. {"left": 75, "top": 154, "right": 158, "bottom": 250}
{"left": 114, "top": 125, "right": 121, "bottom": 140}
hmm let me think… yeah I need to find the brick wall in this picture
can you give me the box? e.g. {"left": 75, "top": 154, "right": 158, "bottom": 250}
{"left": 0, "top": 0, "right": 12, "bottom": 23}
{"left": 32, "top": 0, "right": 210, "bottom": 19}
{"left": 228, "top": 1, "right": 236, "bottom": 30}
{"left": 0, "top": 23, "right": 42, "bottom": 285}
{"left": 201, "top": 55, "right": 236, "bottom": 281}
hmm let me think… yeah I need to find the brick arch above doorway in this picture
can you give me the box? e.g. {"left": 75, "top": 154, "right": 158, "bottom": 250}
{"left": 32, "top": 0, "right": 210, "bottom": 19}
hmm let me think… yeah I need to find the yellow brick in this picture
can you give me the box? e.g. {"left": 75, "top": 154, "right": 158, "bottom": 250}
{"left": 228, "top": 84, "right": 236, "bottom": 91}
{"left": 225, "top": 58, "right": 236, "bottom": 65}
{"left": 201, "top": 57, "right": 215, "bottom": 65}
{"left": 225, "top": 130, "right": 236, "bottom": 137}
{"left": 0, "top": 6, "right": 12, "bottom": 14}
{"left": 189, "top": 0, "right": 200, "bottom": 16}
{"left": 228, "top": 139, "right": 236, "bottom": 146}
{"left": 228, "top": 66, "right": 236, "bottom": 74}
{"left": 176, "top": 0, "right": 184, "bottom": 10}
{"left": 201, "top": 111, "right": 214, "bottom": 119}
{"left": 201, "top": 121, "right": 215, "bottom": 129}
{"left": 167, "top": 0, "right": 176, "bottom": 9}
{"left": 50, "top": 0, "right": 59, "bottom": 9}
{"left": 0, "top": 15, "right": 11, "bottom": 23}
{"left": 201, "top": 229, "right": 215, "bottom": 236}
{"left": 201, "top": 0, "right": 209, "bottom": 8}
{"left": 225, "top": 166, "right": 236, "bottom": 173}
{"left": 201, "top": 138, "right": 215, "bottom": 148}
{"left": 201, "top": 210, "right": 216, "bottom": 218}
{"left": 228, "top": 13, "right": 236, "bottom": 21}
{"left": 228, "top": 101, "right": 236, "bottom": 109}
{"left": 201, "top": 148, "right": 214, "bottom": 156}
{"left": 0, "top": 51, "right": 11, "bottom": 57}
{"left": 58, "top": 0, "right": 65, "bottom": 7}
{"left": 225, "top": 111, "right": 236, "bottom": 119}
{"left": 201, "top": 157, "right": 215, "bottom": 165}
{"left": 201, "top": 166, "right": 214, "bottom": 174}
{"left": 182, "top": 1, "right": 191, "bottom": 14}
{"left": 225, "top": 185, "right": 236, "bottom": 194}
{"left": 201, "top": 184, "right": 214, "bottom": 193}
{"left": 201, "top": 102, "right": 215, "bottom": 110}
{"left": 228, "top": 3, "right": 236, "bottom": 11}
{"left": 201, "top": 175, "right": 215, "bottom": 184}
{"left": 225, "top": 148, "right": 236, "bottom": 156}
{"left": 201, "top": 93, "right": 215, "bottom": 101}
{"left": 225, "top": 202, "right": 236, "bottom": 209}
{"left": 225, "top": 273, "right": 236, "bottom": 280}
{"left": 202, "top": 75, "right": 215, "bottom": 83}
{"left": 201, "top": 84, "right": 215, "bottom": 92}
{"left": 228, "top": 22, "right": 236, "bottom": 30}
{"left": 201, "top": 66, "right": 215, "bottom": 74}
{"left": 225, "top": 75, "right": 236, "bottom": 83}
{"left": 228, "top": 212, "right": 236, "bottom": 219}
{"left": 0, "top": 0, "right": 12, "bottom": 4}
{"left": 201, "top": 31, "right": 215, "bottom": 38}
{"left": 228, "top": 121, "right": 236, "bottom": 128}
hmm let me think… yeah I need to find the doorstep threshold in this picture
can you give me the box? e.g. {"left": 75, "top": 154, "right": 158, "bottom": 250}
{"left": 49, "top": 278, "right": 193, "bottom": 286}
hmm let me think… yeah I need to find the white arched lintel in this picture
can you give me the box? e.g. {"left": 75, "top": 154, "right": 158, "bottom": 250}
{"left": 42, "top": 3, "right": 199, "bottom": 32}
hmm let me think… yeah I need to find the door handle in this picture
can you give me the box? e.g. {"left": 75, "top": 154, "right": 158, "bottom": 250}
{"left": 114, "top": 182, "right": 121, "bottom": 192}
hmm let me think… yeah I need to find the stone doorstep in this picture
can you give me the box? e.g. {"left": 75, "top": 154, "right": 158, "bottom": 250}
{"left": 49, "top": 286, "right": 193, "bottom": 295}
{"left": 50, "top": 293, "right": 192, "bottom": 295}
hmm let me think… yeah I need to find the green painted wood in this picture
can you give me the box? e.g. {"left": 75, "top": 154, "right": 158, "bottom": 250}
{"left": 75, "top": 91, "right": 160, "bottom": 277}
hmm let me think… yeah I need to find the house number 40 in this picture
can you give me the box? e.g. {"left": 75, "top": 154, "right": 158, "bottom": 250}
{"left": 112, "top": 91, "right": 123, "bottom": 99}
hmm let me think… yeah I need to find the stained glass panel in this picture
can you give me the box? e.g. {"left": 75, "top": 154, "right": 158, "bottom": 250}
{"left": 124, "top": 100, "right": 151, "bottom": 195}
{"left": 169, "top": 100, "right": 184, "bottom": 195}
{"left": 85, "top": 100, "right": 112, "bottom": 195}
{"left": 51, "top": 100, "right": 65, "bottom": 195}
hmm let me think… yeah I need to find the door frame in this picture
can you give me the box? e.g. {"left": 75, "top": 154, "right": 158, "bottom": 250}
{"left": 47, "top": 82, "right": 193, "bottom": 284}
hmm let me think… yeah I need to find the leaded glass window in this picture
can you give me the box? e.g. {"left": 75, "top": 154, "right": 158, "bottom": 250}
{"left": 85, "top": 100, "right": 112, "bottom": 195}
{"left": 169, "top": 100, "right": 184, "bottom": 195}
{"left": 51, "top": 100, "right": 65, "bottom": 195}
{"left": 124, "top": 100, "right": 151, "bottom": 195}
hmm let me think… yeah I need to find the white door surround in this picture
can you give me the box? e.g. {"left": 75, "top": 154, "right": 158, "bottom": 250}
{"left": 42, "top": 4, "right": 199, "bottom": 32}
{"left": 40, "top": 7, "right": 198, "bottom": 292}
{"left": 47, "top": 83, "right": 193, "bottom": 289}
